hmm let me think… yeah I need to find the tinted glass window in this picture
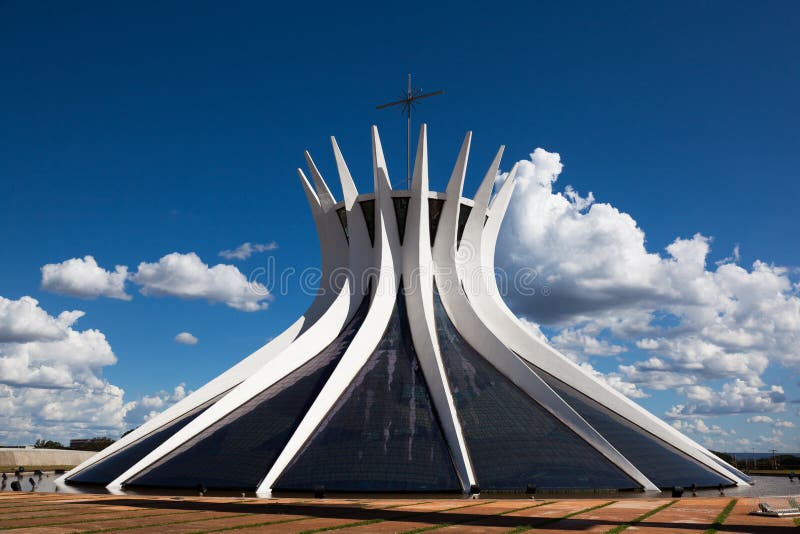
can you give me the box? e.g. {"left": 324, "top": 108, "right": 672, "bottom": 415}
{"left": 531, "top": 367, "right": 735, "bottom": 489}
{"left": 456, "top": 204, "right": 472, "bottom": 248}
{"left": 433, "top": 288, "right": 638, "bottom": 491}
{"left": 125, "top": 295, "right": 370, "bottom": 490}
{"left": 428, "top": 198, "right": 445, "bottom": 245}
{"left": 392, "top": 197, "right": 410, "bottom": 245}
{"left": 275, "top": 288, "right": 460, "bottom": 492}
{"left": 66, "top": 398, "right": 217, "bottom": 486}
{"left": 359, "top": 200, "right": 375, "bottom": 246}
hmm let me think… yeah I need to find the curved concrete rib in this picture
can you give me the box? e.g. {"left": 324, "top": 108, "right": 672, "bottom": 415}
{"left": 304, "top": 151, "right": 336, "bottom": 211}
{"left": 401, "top": 124, "right": 476, "bottom": 491}
{"left": 459, "top": 163, "right": 748, "bottom": 487}
{"left": 331, "top": 136, "right": 372, "bottom": 306}
{"left": 298, "top": 162, "right": 349, "bottom": 325}
{"left": 257, "top": 125, "right": 401, "bottom": 495}
{"left": 436, "top": 137, "right": 658, "bottom": 491}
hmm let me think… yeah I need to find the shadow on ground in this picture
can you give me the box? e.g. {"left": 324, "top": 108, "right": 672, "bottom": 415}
{"left": 60, "top": 498, "right": 795, "bottom": 533}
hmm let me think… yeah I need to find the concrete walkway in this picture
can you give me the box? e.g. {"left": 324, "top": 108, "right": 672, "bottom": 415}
{"left": 0, "top": 492, "right": 795, "bottom": 533}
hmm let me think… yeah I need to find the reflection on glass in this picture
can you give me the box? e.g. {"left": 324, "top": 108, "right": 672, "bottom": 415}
{"left": 428, "top": 198, "right": 445, "bottom": 245}
{"left": 531, "top": 367, "right": 736, "bottom": 488}
{"left": 433, "top": 287, "right": 637, "bottom": 491}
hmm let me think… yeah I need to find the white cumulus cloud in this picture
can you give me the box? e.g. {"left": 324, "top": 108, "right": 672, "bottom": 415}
{"left": 0, "top": 382, "right": 135, "bottom": 444}
{"left": 0, "top": 295, "right": 165, "bottom": 444}
{"left": 496, "top": 147, "right": 800, "bottom": 423}
{"left": 551, "top": 329, "right": 627, "bottom": 358}
{"left": 0, "top": 380, "right": 193, "bottom": 444}
{"left": 672, "top": 418, "right": 732, "bottom": 436}
{"left": 577, "top": 362, "right": 650, "bottom": 399}
{"left": 746, "top": 415, "right": 774, "bottom": 424}
{"left": 0, "top": 294, "right": 197, "bottom": 444}
{"left": 219, "top": 241, "right": 278, "bottom": 260}
{"left": 0, "top": 297, "right": 203, "bottom": 445}
{"left": 666, "top": 380, "right": 785, "bottom": 418}
{"left": 0, "top": 296, "right": 114, "bottom": 389}
{"left": 174, "top": 332, "right": 198, "bottom": 345}
{"left": 131, "top": 252, "right": 271, "bottom": 311}
{"left": 41, "top": 255, "right": 131, "bottom": 300}
{"left": 0, "top": 296, "right": 77, "bottom": 343}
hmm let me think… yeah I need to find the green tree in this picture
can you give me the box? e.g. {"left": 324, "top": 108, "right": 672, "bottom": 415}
{"left": 33, "top": 439, "right": 65, "bottom": 449}
{"left": 72, "top": 437, "right": 115, "bottom": 451}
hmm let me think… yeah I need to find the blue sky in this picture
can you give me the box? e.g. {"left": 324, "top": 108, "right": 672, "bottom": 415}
{"left": 0, "top": 1, "right": 798, "bottom": 452}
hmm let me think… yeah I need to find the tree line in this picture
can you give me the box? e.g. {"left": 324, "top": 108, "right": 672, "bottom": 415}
{"left": 33, "top": 437, "right": 115, "bottom": 452}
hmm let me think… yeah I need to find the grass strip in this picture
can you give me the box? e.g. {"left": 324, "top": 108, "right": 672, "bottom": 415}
{"left": 0, "top": 503, "right": 116, "bottom": 515}
{"left": 0, "top": 509, "right": 197, "bottom": 530}
{"left": 186, "top": 516, "right": 312, "bottom": 533}
{"left": 77, "top": 512, "right": 255, "bottom": 533}
{"left": 0, "top": 497, "right": 97, "bottom": 509}
{"left": 278, "top": 500, "right": 491, "bottom": 534}
{"left": 604, "top": 500, "right": 677, "bottom": 534}
{"left": 703, "top": 499, "right": 737, "bottom": 534}
{"left": 379, "top": 500, "right": 433, "bottom": 510}
{"left": 299, "top": 518, "right": 384, "bottom": 533}
{"left": 1, "top": 507, "right": 149, "bottom": 522}
{"left": 297, "top": 501, "right": 435, "bottom": 534}
{"left": 398, "top": 500, "right": 502, "bottom": 534}
{"left": 506, "top": 500, "right": 617, "bottom": 533}
{"left": 746, "top": 469, "right": 800, "bottom": 475}
{"left": 430, "top": 500, "right": 556, "bottom": 534}
{"left": 398, "top": 500, "right": 556, "bottom": 534}
{"left": 184, "top": 500, "right": 435, "bottom": 534}
{"left": 497, "top": 501, "right": 555, "bottom": 516}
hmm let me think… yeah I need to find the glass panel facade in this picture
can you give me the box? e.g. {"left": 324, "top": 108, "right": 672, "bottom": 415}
{"left": 456, "top": 204, "right": 472, "bottom": 248}
{"left": 392, "top": 196, "right": 410, "bottom": 245}
{"left": 66, "top": 397, "right": 218, "bottom": 486}
{"left": 359, "top": 200, "right": 375, "bottom": 246}
{"left": 125, "top": 295, "right": 371, "bottom": 490}
{"left": 433, "top": 288, "right": 638, "bottom": 491}
{"left": 428, "top": 198, "right": 445, "bottom": 245}
{"left": 530, "top": 366, "right": 735, "bottom": 488}
{"left": 275, "top": 288, "right": 461, "bottom": 492}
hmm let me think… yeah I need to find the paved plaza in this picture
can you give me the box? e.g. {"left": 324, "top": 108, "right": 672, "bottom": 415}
{"left": 0, "top": 492, "right": 795, "bottom": 533}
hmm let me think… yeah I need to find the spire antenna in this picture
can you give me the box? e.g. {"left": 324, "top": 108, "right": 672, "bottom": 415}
{"left": 376, "top": 74, "right": 443, "bottom": 189}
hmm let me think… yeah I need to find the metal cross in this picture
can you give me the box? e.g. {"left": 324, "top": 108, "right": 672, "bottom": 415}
{"left": 376, "top": 74, "right": 444, "bottom": 189}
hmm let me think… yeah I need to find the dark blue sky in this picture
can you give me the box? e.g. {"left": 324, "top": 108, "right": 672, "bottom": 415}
{"left": 1, "top": 1, "right": 798, "bottom": 446}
